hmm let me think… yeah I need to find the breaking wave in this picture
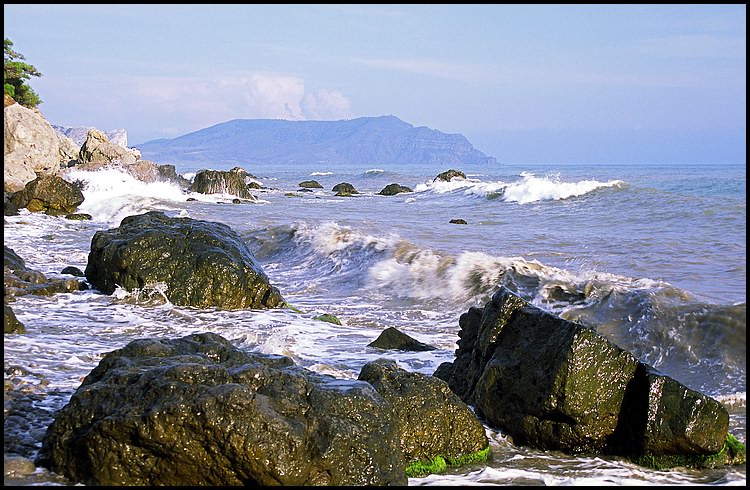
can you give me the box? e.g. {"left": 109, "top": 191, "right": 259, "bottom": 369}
{"left": 414, "top": 171, "right": 625, "bottom": 203}
{"left": 246, "top": 220, "right": 745, "bottom": 396}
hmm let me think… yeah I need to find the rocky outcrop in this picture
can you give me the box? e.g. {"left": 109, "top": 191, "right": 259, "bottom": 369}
{"left": 434, "top": 287, "right": 739, "bottom": 468}
{"left": 434, "top": 169, "right": 466, "bottom": 182}
{"left": 37, "top": 332, "right": 407, "bottom": 486}
{"left": 368, "top": 327, "right": 436, "bottom": 352}
{"left": 299, "top": 180, "right": 323, "bottom": 189}
{"left": 10, "top": 174, "right": 84, "bottom": 215}
{"left": 84, "top": 211, "right": 283, "bottom": 309}
{"left": 77, "top": 129, "right": 140, "bottom": 165}
{"left": 4, "top": 304, "right": 26, "bottom": 334}
{"left": 189, "top": 166, "right": 256, "bottom": 200}
{"left": 56, "top": 132, "right": 80, "bottom": 167}
{"left": 153, "top": 163, "right": 191, "bottom": 188}
{"left": 332, "top": 182, "right": 358, "bottom": 196}
{"left": 4, "top": 191, "right": 20, "bottom": 216}
{"left": 3, "top": 99, "right": 64, "bottom": 192}
{"left": 52, "top": 125, "right": 128, "bottom": 147}
{"left": 4, "top": 245, "right": 87, "bottom": 305}
{"left": 378, "top": 183, "right": 413, "bottom": 196}
{"left": 359, "top": 358, "right": 488, "bottom": 471}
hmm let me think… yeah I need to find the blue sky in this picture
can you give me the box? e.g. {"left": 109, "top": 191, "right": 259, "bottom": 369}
{"left": 4, "top": 4, "right": 746, "bottom": 164}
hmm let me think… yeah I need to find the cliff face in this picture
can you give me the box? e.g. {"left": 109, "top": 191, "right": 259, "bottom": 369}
{"left": 136, "top": 116, "right": 497, "bottom": 166}
{"left": 3, "top": 96, "right": 65, "bottom": 192}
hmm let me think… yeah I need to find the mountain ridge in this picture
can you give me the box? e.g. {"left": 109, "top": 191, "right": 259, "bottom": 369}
{"left": 135, "top": 115, "right": 497, "bottom": 167}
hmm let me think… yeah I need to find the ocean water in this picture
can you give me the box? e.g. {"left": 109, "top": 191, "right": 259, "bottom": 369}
{"left": 3, "top": 160, "right": 746, "bottom": 485}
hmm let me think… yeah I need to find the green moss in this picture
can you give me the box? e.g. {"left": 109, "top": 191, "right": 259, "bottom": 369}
{"left": 406, "top": 445, "right": 491, "bottom": 478}
{"left": 283, "top": 302, "right": 304, "bottom": 314}
{"left": 314, "top": 313, "right": 341, "bottom": 325}
{"left": 405, "top": 455, "right": 447, "bottom": 478}
{"left": 633, "top": 433, "right": 746, "bottom": 470}
{"left": 446, "top": 446, "right": 491, "bottom": 466}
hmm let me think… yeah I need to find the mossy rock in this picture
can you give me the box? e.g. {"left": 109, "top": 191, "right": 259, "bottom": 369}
{"left": 299, "top": 180, "right": 323, "bottom": 189}
{"left": 314, "top": 313, "right": 342, "bottom": 325}
{"left": 406, "top": 446, "right": 491, "bottom": 478}
{"left": 633, "top": 433, "right": 746, "bottom": 470}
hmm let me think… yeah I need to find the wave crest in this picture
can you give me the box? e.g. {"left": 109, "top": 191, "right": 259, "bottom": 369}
{"left": 414, "top": 172, "right": 625, "bottom": 204}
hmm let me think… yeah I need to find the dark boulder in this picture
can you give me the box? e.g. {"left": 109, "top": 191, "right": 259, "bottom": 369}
{"left": 37, "top": 333, "right": 407, "bottom": 486}
{"left": 4, "top": 304, "right": 26, "bottom": 334}
{"left": 4, "top": 245, "right": 26, "bottom": 271}
{"left": 61, "top": 266, "right": 85, "bottom": 277}
{"left": 359, "top": 358, "right": 488, "bottom": 475}
{"left": 299, "top": 180, "right": 323, "bottom": 189}
{"left": 368, "top": 327, "right": 436, "bottom": 352}
{"left": 433, "top": 169, "right": 466, "bottom": 182}
{"left": 189, "top": 166, "right": 256, "bottom": 200}
{"left": 4, "top": 191, "right": 19, "bottom": 216}
{"left": 84, "top": 211, "right": 283, "bottom": 309}
{"left": 64, "top": 213, "right": 92, "bottom": 220}
{"left": 434, "top": 287, "right": 737, "bottom": 468}
{"left": 156, "top": 163, "right": 191, "bottom": 188}
{"left": 332, "top": 182, "right": 358, "bottom": 196}
{"left": 449, "top": 219, "right": 467, "bottom": 224}
{"left": 378, "top": 183, "right": 412, "bottom": 196}
{"left": 10, "top": 174, "right": 84, "bottom": 215}
{"left": 4, "top": 245, "right": 86, "bottom": 299}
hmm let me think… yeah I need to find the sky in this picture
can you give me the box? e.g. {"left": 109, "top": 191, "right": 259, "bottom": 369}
{"left": 4, "top": 4, "right": 746, "bottom": 164}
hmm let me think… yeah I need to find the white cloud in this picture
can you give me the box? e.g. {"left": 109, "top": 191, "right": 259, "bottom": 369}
{"left": 301, "top": 89, "right": 352, "bottom": 120}
{"left": 116, "top": 72, "right": 352, "bottom": 138}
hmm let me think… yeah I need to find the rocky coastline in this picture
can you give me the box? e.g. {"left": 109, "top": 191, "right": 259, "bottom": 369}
{"left": 4, "top": 94, "right": 746, "bottom": 484}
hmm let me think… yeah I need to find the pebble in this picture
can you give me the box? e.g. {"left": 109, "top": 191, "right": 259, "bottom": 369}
{"left": 4, "top": 455, "right": 37, "bottom": 478}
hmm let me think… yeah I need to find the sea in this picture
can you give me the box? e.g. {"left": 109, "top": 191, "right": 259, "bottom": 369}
{"left": 3, "top": 160, "right": 746, "bottom": 486}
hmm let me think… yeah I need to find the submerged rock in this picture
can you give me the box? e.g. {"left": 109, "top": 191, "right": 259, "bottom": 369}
{"left": 4, "top": 245, "right": 86, "bottom": 301}
{"left": 434, "top": 287, "right": 738, "bottom": 468}
{"left": 433, "top": 169, "right": 466, "bottom": 182}
{"left": 299, "top": 180, "right": 323, "bottom": 189}
{"left": 4, "top": 304, "right": 26, "bottom": 334}
{"left": 332, "top": 182, "right": 358, "bottom": 196}
{"left": 378, "top": 183, "right": 412, "bottom": 196}
{"left": 37, "top": 333, "right": 407, "bottom": 486}
{"left": 85, "top": 211, "right": 283, "bottom": 309}
{"left": 368, "top": 327, "right": 436, "bottom": 352}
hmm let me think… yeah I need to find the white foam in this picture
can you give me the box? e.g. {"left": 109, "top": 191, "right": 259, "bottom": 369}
{"left": 502, "top": 172, "right": 624, "bottom": 204}
{"left": 413, "top": 172, "right": 625, "bottom": 204}
{"left": 65, "top": 168, "right": 189, "bottom": 224}
{"left": 294, "top": 221, "right": 399, "bottom": 257}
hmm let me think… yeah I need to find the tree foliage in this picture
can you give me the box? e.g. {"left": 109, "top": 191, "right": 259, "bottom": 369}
{"left": 4, "top": 38, "right": 42, "bottom": 108}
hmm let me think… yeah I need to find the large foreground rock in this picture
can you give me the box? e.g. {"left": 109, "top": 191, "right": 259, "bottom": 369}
{"left": 84, "top": 211, "right": 283, "bottom": 309}
{"left": 434, "top": 287, "right": 739, "bottom": 467}
{"left": 37, "top": 333, "right": 407, "bottom": 486}
{"left": 359, "top": 359, "right": 488, "bottom": 467}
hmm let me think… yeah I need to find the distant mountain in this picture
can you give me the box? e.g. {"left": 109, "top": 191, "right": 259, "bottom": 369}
{"left": 135, "top": 116, "right": 496, "bottom": 166}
